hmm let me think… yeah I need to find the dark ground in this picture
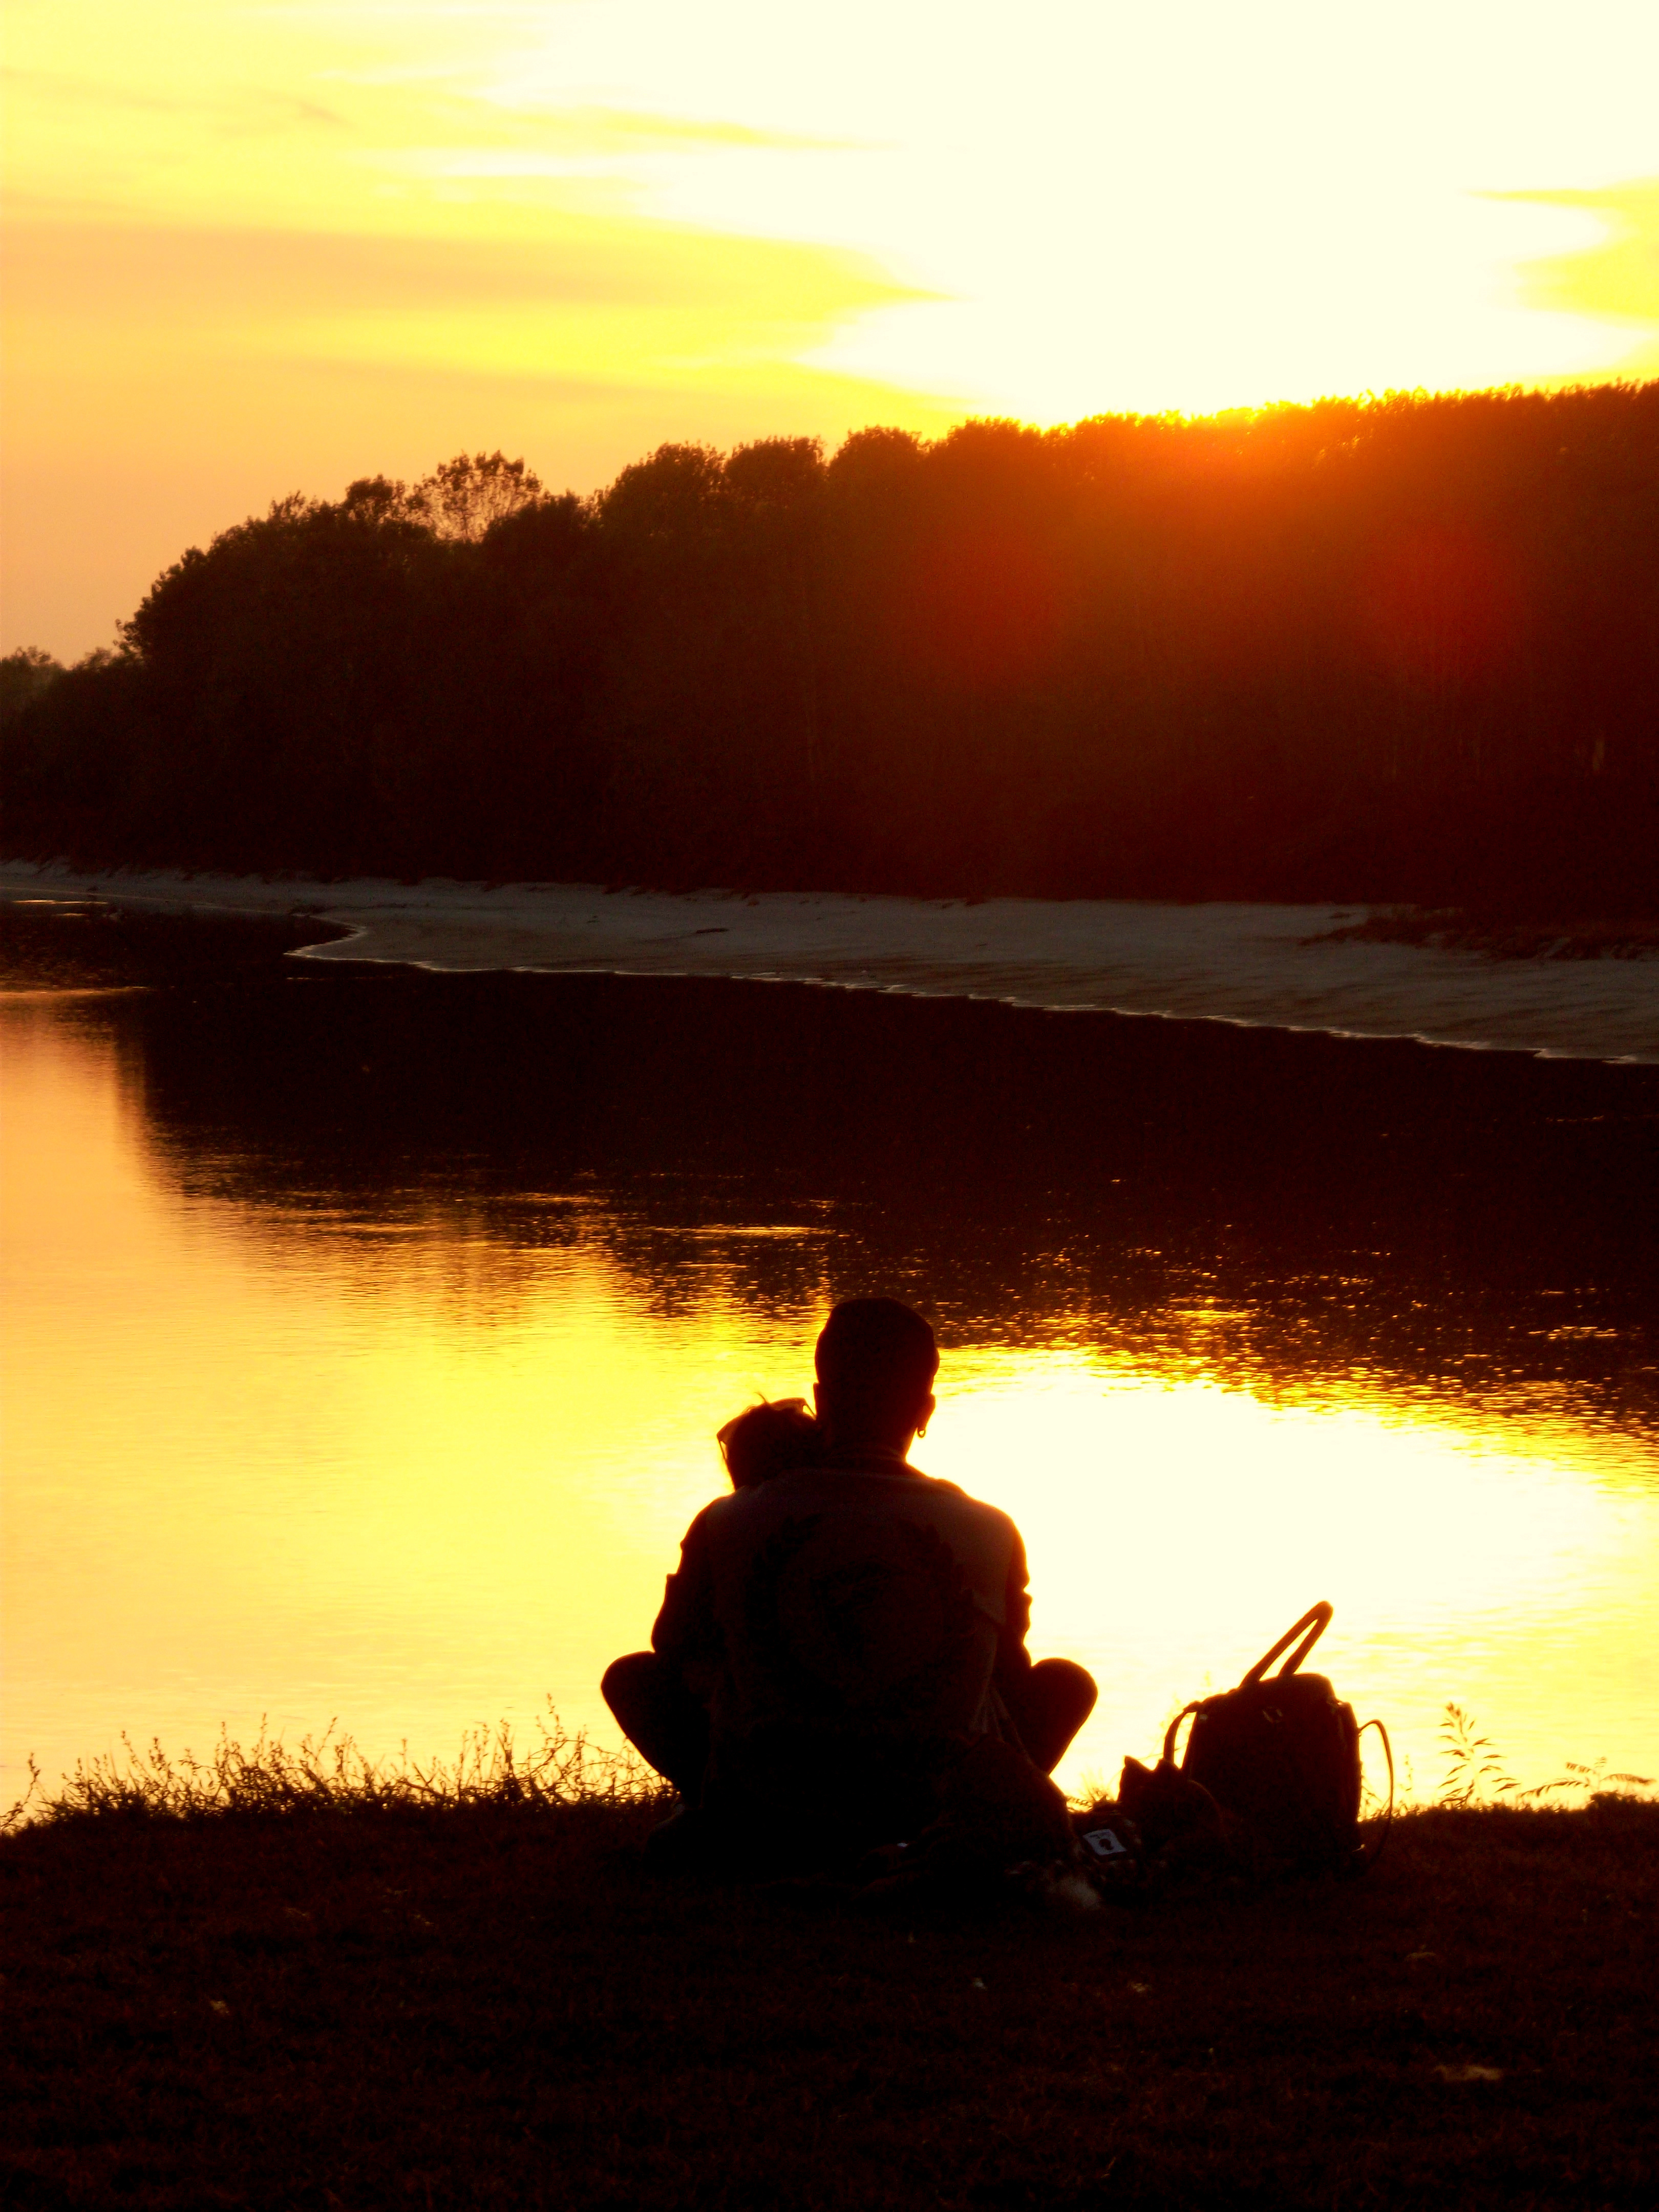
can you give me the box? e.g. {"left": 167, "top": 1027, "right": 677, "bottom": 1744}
{"left": 3, "top": 1799, "right": 1655, "bottom": 2211}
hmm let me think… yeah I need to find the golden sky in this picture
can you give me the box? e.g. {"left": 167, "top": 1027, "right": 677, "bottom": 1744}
{"left": 4, "top": 0, "right": 1656, "bottom": 657}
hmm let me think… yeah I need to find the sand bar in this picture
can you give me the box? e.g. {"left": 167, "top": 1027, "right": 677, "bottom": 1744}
{"left": 3, "top": 862, "right": 1655, "bottom": 1062}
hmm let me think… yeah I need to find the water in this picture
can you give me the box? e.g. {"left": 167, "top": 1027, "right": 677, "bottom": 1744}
{"left": 4, "top": 930, "right": 1656, "bottom": 1813}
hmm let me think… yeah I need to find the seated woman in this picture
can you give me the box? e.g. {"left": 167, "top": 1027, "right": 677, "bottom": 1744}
{"left": 597, "top": 1396, "right": 820, "bottom": 1809}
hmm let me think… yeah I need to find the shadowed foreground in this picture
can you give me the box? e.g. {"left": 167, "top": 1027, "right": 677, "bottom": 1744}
{"left": 4, "top": 1790, "right": 1654, "bottom": 2210}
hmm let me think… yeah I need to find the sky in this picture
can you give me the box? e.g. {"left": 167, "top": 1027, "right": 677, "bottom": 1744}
{"left": 4, "top": 0, "right": 1657, "bottom": 658}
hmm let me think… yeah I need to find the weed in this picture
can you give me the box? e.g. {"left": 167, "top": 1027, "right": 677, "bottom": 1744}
{"left": 1438, "top": 1702, "right": 1652, "bottom": 1810}
{"left": 1516, "top": 1755, "right": 1655, "bottom": 1803}
{"left": 1438, "top": 1702, "right": 1517, "bottom": 1806}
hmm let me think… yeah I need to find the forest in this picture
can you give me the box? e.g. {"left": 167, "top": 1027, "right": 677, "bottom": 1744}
{"left": 4, "top": 382, "right": 1656, "bottom": 908}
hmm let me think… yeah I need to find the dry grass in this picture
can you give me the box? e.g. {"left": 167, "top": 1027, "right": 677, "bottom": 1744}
{"left": 3, "top": 1706, "right": 662, "bottom": 1834}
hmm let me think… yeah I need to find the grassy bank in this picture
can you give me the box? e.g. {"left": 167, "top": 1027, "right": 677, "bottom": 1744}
{"left": 5, "top": 1746, "right": 1654, "bottom": 2211}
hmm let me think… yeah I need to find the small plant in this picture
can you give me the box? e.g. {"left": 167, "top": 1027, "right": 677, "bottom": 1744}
{"left": 1437, "top": 1706, "right": 1653, "bottom": 1810}
{"left": 1516, "top": 1757, "right": 1654, "bottom": 1804}
{"left": 1438, "top": 1703, "right": 1516, "bottom": 1806}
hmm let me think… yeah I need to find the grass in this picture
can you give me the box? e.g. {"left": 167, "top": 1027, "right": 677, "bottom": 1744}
{"left": 2, "top": 1708, "right": 654, "bottom": 1832}
{"left": 4, "top": 1717, "right": 1656, "bottom": 2210}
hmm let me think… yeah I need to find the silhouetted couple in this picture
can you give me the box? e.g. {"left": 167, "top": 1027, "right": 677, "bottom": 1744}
{"left": 603, "top": 1298, "right": 1097, "bottom": 1875}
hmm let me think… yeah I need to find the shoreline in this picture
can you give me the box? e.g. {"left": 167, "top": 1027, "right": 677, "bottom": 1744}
{"left": 4, "top": 861, "right": 1656, "bottom": 1062}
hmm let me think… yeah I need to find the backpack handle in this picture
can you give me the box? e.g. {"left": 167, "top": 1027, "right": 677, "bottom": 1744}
{"left": 1353, "top": 1717, "right": 1395, "bottom": 1871}
{"left": 1240, "top": 1601, "right": 1333, "bottom": 1687}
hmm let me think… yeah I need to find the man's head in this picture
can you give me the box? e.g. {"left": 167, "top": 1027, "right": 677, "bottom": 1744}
{"left": 813, "top": 1297, "right": 939, "bottom": 1454}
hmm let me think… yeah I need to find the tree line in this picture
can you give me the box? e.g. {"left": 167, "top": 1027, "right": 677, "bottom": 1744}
{"left": 4, "top": 385, "right": 1656, "bottom": 907}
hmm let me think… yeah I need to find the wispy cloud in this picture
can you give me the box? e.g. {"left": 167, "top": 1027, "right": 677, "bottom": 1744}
{"left": 456, "top": 105, "right": 854, "bottom": 154}
{"left": 358, "top": 102, "right": 860, "bottom": 187}
{"left": 0, "top": 65, "right": 348, "bottom": 132}
{"left": 3, "top": 202, "right": 916, "bottom": 330}
{"left": 1502, "top": 179, "right": 1659, "bottom": 363}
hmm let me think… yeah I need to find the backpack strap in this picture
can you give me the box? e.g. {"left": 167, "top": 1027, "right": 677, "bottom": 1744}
{"left": 1240, "top": 1601, "right": 1333, "bottom": 1686}
{"left": 1353, "top": 1717, "right": 1395, "bottom": 1871}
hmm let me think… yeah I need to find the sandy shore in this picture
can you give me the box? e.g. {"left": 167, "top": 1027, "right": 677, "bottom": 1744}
{"left": 4, "top": 862, "right": 1655, "bottom": 1061}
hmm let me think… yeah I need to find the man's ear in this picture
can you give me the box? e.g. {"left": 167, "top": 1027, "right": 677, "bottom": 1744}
{"left": 916, "top": 1391, "right": 936, "bottom": 1438}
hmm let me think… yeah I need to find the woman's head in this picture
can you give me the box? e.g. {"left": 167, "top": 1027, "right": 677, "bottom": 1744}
{"left": 717, "top": 1397, "right": 819, "bottom": 1490}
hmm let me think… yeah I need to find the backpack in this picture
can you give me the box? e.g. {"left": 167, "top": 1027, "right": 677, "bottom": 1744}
{"left": 1117, "top": 1603, "right": 1392, "bottom": 1876}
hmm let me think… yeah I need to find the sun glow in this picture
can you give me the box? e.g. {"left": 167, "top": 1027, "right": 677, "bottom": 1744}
{"left": 4, "top": 1, "right": 1657, "bottom": 654}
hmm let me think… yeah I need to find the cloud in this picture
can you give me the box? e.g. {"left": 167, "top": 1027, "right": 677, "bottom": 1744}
{"left": 455, "top": 104, "right": 856, "bottom": 156}
{"left": 2, "top": 199, "right": 917, "bottom": 344}
{"left": 0, "top": 64, "right": 348, "bottom": 132}
{"left": 1502, "top": 178, "right": 1659, "bottom": 374}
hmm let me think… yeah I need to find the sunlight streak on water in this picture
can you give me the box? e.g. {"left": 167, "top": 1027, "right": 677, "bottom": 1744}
{"left": 924, "top": 1355, "right": 1655, "bottom": 1797}
{"left": 4, "top": 993, "right": 1655, "bottom": 1816}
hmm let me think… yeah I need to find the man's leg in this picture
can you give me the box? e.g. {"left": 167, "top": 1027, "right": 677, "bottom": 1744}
{"left": 1011, "top": 1658, "right": 1098, "bottom": 1775}
{"left": 601, "top": 1652, "right": 710, "bottom": 1799}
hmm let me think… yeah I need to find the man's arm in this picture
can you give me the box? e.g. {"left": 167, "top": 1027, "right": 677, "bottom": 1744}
{"left": 993, "top": 1523, "right": 1035, "bottom": 1690}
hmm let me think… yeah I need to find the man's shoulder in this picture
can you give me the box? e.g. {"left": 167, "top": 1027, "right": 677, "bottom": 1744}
{"left": 903, "top": 1469, "right": 979, "bottom": 1505}
{"left": 905, "top": 1467, "right": 1018, "bottom": 1529}
{"left": 832, "top": 1464, "right": 1023, "bottom": 1554}
{"left": 695, "top": 1466, "right": 1019, "bottom": 1547}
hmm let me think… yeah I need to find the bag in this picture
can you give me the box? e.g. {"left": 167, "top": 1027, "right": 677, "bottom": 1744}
{"left": 1156, "top": 1603, "right": 1392, "bottom": 1874}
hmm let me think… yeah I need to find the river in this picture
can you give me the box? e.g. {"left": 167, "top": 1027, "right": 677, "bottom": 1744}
{"left": 4, "top": 910, "right": 1655, "bottom": 1815}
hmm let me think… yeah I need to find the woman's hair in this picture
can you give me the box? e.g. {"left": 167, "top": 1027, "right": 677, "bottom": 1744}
{"left": 717, "top": 1397, "right": 820, "bottom": 1490}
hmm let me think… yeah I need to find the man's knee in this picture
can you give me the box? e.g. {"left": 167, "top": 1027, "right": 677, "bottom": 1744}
{"left": 601, "top": 1650, "right": 659, "bottom": 1734}
{"left": 1033, "top": 1656, "right": 1098, "bottom": 1725}
{"left": 602, "top": 1650, "right": 709, "bottom": 1799}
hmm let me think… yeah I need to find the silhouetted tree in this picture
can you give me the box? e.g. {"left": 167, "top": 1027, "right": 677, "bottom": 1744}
{"left": 403, "top": 452, "right": 545, "bottom": 543}
{"left": 4, "top": 393, "right": 1655, "bottom": 906}
{"left": 0, "top": 647, "right": 65, "bottom": 724}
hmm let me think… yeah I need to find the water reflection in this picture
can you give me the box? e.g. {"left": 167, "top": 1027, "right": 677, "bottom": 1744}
{"left": 3, "top": 950, "right": 1656, "bottom": 1812}
{"left": 99, "top": 966, "right": 1659, "bottom": 1412}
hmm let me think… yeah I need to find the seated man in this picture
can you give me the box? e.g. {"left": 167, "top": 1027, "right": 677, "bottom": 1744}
{"left": 603, "top": 1297, "right": 1096, "bottom": 1868}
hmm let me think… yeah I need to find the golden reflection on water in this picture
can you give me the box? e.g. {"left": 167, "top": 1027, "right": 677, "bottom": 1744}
{"left": 926, "top": 1357, "right": 1656, "bottom": 1797}
{"left": 4, "top": 995, "right": 1655, "bottom": 1815}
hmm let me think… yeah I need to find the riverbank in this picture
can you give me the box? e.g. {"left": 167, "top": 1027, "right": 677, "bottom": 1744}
{"left": 3, "top": 864, "right": 1655, "bottom": 1061}
{"left": 4, "top": 1793, "right": 1654, "bottom": 2210}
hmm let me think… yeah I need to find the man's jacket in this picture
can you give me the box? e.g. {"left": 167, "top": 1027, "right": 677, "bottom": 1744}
{"left": 651, "top": 1452, "right": 1033, "bottom": 1826}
